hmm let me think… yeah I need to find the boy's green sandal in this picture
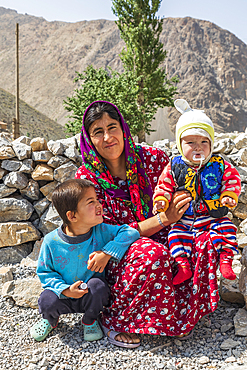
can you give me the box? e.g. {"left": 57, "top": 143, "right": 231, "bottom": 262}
{"left": 83, "top": 320, "right": 103, "bottom": 341}
{"left": 30, "top": 318, "right": 54, "bottom": 341}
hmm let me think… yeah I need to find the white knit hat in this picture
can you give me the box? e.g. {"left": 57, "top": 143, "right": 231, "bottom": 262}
{"left": 175, "top": 99, "right": 214, "bottom": 165}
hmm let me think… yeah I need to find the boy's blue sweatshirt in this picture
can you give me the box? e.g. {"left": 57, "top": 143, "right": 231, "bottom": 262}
{"left": 37, "top": 223, "right": 140, "bottom": 298}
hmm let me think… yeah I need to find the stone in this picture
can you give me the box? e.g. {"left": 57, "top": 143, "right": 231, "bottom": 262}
{"left": 221, "top": 322, "right": 233, "bottom": 333}
{"left": 47, "top": 155, "right": 69, "bottom": 168}
{"left": 233, "top": 308, "right": 247, "bottom": 336}
{"left": 31, "top": 164, "right": 54, "bottom": 181}
{"left": 32, "top": 150, "right": 53, "bottom": 162}
{"left": 20, "top": 179, "right": 40, "bottom": 200}
{"left": 34, "top": 197, "right": 50, "bottom": 217}
{"left": 19, "top": 158, "right": 34, "bottom": 174}
{"left": 239, "top": 184, "right": 247, "bottom": 204}
{"left": 198, "top": 356, "right": 210, "bottom": 364}
{"left": 12, "top": 135, "right": 31, "bottom": 145}
{"left": 20, "top": 239, "right": 43, "bottom": 268}
{"left": 213, "top": 138, "right": 235, "bottom": 154}
{"left": 0, "top": 197, "right": 34, "bottom": 222}
{"left": 3, "top": 171, "right": 28, "bottom": 189}
{"left": 237, "top": 233, "right": 247, "bottom": 250}
{"left": 47, "top": 140, "right": 65, "bottom": 155}
{"left": 1, "top": 159, "right": 21, "bottom": 171}
{"left": 1, "top": 277, "right": 43, "bottom": 309}
{"left": 234, "top": 133, "right": 247, "bottom": 150}
{"left": 239, "top": 219, "right": 247, "bottom": 235}
{"left": 57, "top": 137, "right": 77, "bottom": 148}
{"left": 53, "top": 162, "right": 78, "bottom": 183}
{"left": 0, "top": 222, "right": 40, "bottom": 247}
{"left": 232, "top": 203, "right": 247, "bottom": 220}
{"left": 12, "top": 143, "right": 32, "bottom": 160}
{"left": 220, "top": 277, "right": 245, "bottom": 305}
{"left": 0, "top": 266, "right": 13, "bottom": 284}
{"left": 0, "top": 137, "right": 12, "bottom": 147}
{"left": 39, "top": 181, "right": 58, "bottom": 201}
{"left": 241, "top": 246, "right": 247, "bottom": 267}
{"left": 30, "top": 137, "right": 48, "bottom": 151}
{"left": 236, "top": 148, "right": 247, "bottom": 165}
{"left": 220, "top": 338, "right": 241, "bottom": 350}
{"left": 0, "top": 243, "right": 33, "bottom": 264}
{"left": 225, "top": 357, "right": 237, "bottom": 363}
{"left": 0, "top": 168, "right": 5, "bottom": 179}
{"left": 0, "top": 146, "right": 15, "bottom": 160}
{"left": 236, "top": 166, "right": 247, "bottom": 183}
{"left": 0, "top": 184, "right": 16, "bottom": 198}
{"left": 64, "top": 146, "right": 81, "bottom": 164}
{"left": 38, "top": 204, "right": 62, "bottom": 235}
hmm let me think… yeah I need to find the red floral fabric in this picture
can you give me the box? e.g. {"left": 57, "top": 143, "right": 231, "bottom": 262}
{"left": 75, "top": 145, "right": 220, "bottom": 336}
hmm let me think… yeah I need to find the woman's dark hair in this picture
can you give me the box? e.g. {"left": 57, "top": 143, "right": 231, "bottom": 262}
{"left": 84, "top": 102, "right": 121, "bottom": 133}
{"left": 52, "top": 178, "right": 94, "bottom": 225}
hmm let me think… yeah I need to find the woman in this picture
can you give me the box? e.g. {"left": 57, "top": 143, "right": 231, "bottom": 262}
{"left": 75, "top": 101, "right": 219, "bottom": 348}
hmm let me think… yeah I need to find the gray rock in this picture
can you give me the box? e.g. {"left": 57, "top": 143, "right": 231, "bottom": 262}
{"left": 47, "top": 140, "right": 65, "bottom": 155}
{"left": 220, "top": 338, "right": 241, "bottom": 350}
{"left": 47, "top": 155, "right": 69, "bottom": 168}
{"left": 53, "top": 162, "right": 78, "bottom": 183}
{"left": 57, "top": 137, "right": 77, "bottom": 148}
{"left": 19, "top": 158, "right": 34, "bottom": 174}
{"left": 233, "top": 308, "right": 247, "bottom": 336}
{"left": 0, "top": 197, "right": 34, "bottom": 222}
{"left": 64, "top": 146, "right": 81, "bottom": 164}
{"left": 239, "top": 184, "right": 247, "bottom": 204}
{"left": 240, "top": 246, "right": 247, "bottom": 267}
{"left": 0, "top": 243, "right": 33, "bottom": 264}
{"left": 0, "top": 137, "right": 12, "bottom": 147}
{"left": 0, "top": 184, "right": 16, "bottom": 198}
{"left": 20, "top": 179, "right": 40, "bottom": 200}
{"left": 221, "top": 322, "right": 234, "bottom": 333}
{"left": 213, "top": 138, "right": 235, "bottom": 154}
{"left": 12, "top": 135, "right": 31, "bottom": 145}
{"left": 0, "top": 222, "right": 40, "bottom": 247}
{"left": 20, "top": 239, "right": 43, "bottom": 268}
{"left": 3, "top": 171, "right": 28, "bottom": 189}
{"left": 2, "top": 277, "right": 43, "bottom": 309}
{"left": 38, "top": 204, "right": 62, "bottom": 235}
{"left": 0, "top": 266, "right": 13, "bottom": 284}
{"left": 232, "top": 203, "right": 247, "bottom": 220}
{"left": 1, "top": 159, "right": 21, "bottom": 172}
{"left": 234, "top": 133, "right": 247, "bottom": 150}
{"left": 236, "top": 166, "right": 247, "bottom": 183}
{"left": 0, "top": 146, "right": 15, "bottom": 160}
{"left": 34, "top": 197, "right": 50, "bottom": 217}
{"left": 12, "top": 143, "right": 32, "bottom": 160}
{"left": 32, "top": 150, "right": 53, "bottom": 162}
{"left": 220, "top": 277, "right": 245, "bottom": 305}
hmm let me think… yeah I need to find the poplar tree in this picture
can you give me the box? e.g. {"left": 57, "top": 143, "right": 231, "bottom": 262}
{"left": 112, "top": 0, "right": 178, "bottom": 141}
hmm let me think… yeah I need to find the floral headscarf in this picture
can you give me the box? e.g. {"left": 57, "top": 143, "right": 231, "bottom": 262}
{"left": 80, "top": 101, "right": 154, "bottom": 221}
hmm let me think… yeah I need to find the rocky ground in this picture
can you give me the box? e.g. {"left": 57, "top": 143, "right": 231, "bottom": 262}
{"left": 0, "top": 264, "right": 246, "bottom": 370}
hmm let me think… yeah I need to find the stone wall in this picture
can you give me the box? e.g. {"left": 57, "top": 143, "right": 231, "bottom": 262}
{"left": 1, "top": 130, "right": 247, "bottom": 265}
{"left": 0, "top": 132, "right": 81, "bottom": 263}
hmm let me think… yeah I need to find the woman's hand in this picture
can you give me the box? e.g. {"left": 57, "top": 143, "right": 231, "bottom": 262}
{"left": 162, "top": 191, "right": 192, "bottom": 225}
{"left": 87, "top": 251, "right": 111, "bottom": 273}
{"left": 62, "top": 281, "right": 88, "bottom": 299}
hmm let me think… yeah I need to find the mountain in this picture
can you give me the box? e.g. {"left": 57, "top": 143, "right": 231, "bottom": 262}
{"left": 0, "top": 7, "right": 246, "bottom": 134}
{"left": 0, "top": 87, "right": 66, "bottom": 140}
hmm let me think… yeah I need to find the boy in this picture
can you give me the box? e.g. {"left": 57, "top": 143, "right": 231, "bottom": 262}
{"left": 30, "top": 179, "right": 140, "bottom": 342}
{"left": 153, "top": 99, "right": 241, "bottom": 285}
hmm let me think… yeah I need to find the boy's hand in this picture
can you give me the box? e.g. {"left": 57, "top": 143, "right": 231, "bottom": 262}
{"left": 87, "top": 251, "right": 111, "bottom": 273}
{"left": 153, "top": 200, "right": 165, "bottom": 215}
{"left": 62, "top": 281, "right": 88, "bottom": 299}
{"left": 221, "top": 196, "right": 236, "bottom": 208}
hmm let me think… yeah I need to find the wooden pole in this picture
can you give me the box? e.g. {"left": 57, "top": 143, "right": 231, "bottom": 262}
{"left": 15, "top": 23, "right": 20, "bottom": 139}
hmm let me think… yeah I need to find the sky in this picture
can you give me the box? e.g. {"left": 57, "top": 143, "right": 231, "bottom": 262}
{"left": 0, "top": 0, "right": 246, "bottom": 44}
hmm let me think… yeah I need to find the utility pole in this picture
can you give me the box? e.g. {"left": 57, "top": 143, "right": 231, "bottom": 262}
{"left": 13, "top": 22, "right": 20, "bottom": 139}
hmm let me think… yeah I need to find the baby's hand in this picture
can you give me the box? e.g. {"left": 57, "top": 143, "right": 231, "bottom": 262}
{"left": 153, "top": 200, "right": 166, "bottom": 215}
{"left": 87, "top": 251, "right": 111, "bottom": 273}
{"left": 221, "top": 196, "right": 236, "bottom": 208}
{"left": 62, "top": 281, "right": 88, "bottom": 299}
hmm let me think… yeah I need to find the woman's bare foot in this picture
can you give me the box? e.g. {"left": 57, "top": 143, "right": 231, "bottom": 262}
{"left": 107, "top": 330, "right": 140, "bottom": 344}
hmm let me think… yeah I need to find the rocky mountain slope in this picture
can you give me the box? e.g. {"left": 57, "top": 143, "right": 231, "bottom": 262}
{"left": 0, "top": 87, "right": 66, "bottom": 141}
{"left": 0, "top": 7, "right": 246, "bottom": 134}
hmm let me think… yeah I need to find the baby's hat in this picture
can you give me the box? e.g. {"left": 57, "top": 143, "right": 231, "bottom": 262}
{"left": 175, "top": 99, "right": 214, "bottom": 159}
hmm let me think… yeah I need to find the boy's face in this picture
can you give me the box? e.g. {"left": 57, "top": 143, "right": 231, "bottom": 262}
{"left": 74, "top": 187, "right": 103, "bottom": 229}
{"left": 181, "top": 135, "right": 211, "bottom": 163}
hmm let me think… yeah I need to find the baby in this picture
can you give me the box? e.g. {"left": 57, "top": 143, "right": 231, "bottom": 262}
{"left": 153, "top": 99, "right": 241, "bottom": 285}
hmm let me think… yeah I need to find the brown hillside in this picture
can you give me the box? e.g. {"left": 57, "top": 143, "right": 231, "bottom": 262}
{"left": 0, "top": 7, "right": 246, "bottom": 134}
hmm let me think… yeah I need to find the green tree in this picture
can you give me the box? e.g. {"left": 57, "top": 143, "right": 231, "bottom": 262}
{"left": 64, "top": 0, "right": 178, "bottom": 141}
{"left": 112, "top": 0, "right": 178, "bottom": 141}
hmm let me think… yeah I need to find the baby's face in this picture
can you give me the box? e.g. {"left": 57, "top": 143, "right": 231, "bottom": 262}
{"left": 181, "top": 135, "right": 210, "bottom": 163}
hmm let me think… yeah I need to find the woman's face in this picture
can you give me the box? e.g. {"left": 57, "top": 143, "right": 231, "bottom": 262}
{"left": 88, "top": 113, "right": 124, "bottom": 162}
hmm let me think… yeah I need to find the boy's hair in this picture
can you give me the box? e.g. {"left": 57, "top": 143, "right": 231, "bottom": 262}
{"left": 52, "top": 179, "right": 94, "bottom": 225}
